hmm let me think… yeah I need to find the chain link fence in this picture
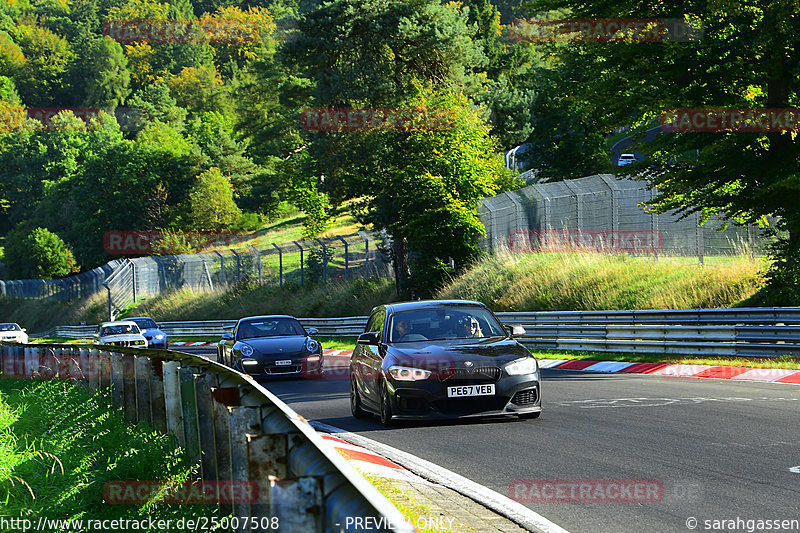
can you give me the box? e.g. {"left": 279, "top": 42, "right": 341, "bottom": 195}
{"left": 479, "top": 174, "right": 770, "bottom": 259}
{"left": 0, "top": 232, "right": 392, "bottom": 320}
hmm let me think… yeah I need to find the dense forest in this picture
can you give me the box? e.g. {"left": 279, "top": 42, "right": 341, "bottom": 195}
{"left": 1, "top": 0, "right": 798, "bottom": 300}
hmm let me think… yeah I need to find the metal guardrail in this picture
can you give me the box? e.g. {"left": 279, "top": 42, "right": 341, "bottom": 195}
{"left": 30, "top": 307, "right": 800, "bottom": 358}
{"left": 0, "top": 342, "right": 413, "bottom": 533}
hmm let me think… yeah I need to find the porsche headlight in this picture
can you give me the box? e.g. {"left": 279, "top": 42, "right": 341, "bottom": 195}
{"left": 240, "top": 344, "right": 254, "bottom": 357}
{"left": 506, "top": 358, "right": 537, "bottom": 376}
{"left": 154, "top": 334, "right": 164, "bottom": 340}
{"left": 305, "top": 338, "right": 320, "bottom": 353}
{"left": 388, "top": 366, "right": 432, "bottom": 381}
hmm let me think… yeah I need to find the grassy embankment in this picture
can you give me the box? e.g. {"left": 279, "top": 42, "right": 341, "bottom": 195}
{"left": 0, "top": 379, "right": 221, "bottom": 526}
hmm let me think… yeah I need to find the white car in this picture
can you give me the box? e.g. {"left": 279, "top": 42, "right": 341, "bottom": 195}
{"left": 94, "top": 321, "right": 148, "bottom": 348}
{"left": 0, "top": 323, "right": 28, "bottom": 343}
{"left": 617, "top": 153, "right": 636, "bottom": 166}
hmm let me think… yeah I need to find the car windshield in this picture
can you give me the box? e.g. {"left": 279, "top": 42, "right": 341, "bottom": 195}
{"left": 388, "top": 307, "right": 506, "bottom": 343}
{"left": 131, "top": 318, "right": 157, "bottom": 329}
{"left": 0, "top": 324, "right": 20, "bottom": 332}
{"left": 237, "top": 319, "right": 304, "bottom": 339}
{"left": 100, "top": 324, "right": 140, "bottom": 336}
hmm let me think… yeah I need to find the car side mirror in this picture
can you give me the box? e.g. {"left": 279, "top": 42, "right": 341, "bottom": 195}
{"left": 307, "top": 327, "right": 319, "bottom": 335}
{"left": 21, "top": 328, "right": 26, "bottom": 332}
{"left": 357, "top": 332, "right": 380, "bottom": 345}
{"left": 508, "top": 325, "right": 526, "bottom": 338}
{"left": 222, "top": 333, "right": 233, "bottom": 341}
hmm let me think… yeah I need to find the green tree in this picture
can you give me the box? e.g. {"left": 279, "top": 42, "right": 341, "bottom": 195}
{"left": 12, "top": 25, "right": 75, "bottom": 107}
{"left": 188, "top": 166, "right": 242, "bottom": 229}
{"left": 4, "top": 225, "right": 79, "bottom": 279}
{"left": 83, "top": 36, "right": 131, "bottom": 110}
{"left": 525, "top": 0, "right": 800, "bottom": 301}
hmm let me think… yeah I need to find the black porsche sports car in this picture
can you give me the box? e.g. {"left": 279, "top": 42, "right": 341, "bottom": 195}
{"left": 349, "top": 300, "right": 541, "bottom": 425}
{"left": 217, "top": 315, "right": 324, "bottom": 378}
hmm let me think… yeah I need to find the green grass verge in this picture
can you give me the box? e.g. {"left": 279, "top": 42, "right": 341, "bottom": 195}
{"left": 362, "top": 475, "right": 453, "bottom": 533}
{"left": 0, "top": 379, "right": 223, "bottom": 526}
{"left": 437, "top": 251, "right": 765, "bottom": 311}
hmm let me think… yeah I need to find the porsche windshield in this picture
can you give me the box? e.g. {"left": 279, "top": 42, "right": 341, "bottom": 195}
{"left": 237, "top": 319, "right": 304, "bottom": 339}
{"left": 388, "top": 307, "right": 506, "bottom": 343}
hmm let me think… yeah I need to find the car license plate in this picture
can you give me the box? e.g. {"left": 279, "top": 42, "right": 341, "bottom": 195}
{"left": 447, "top": 384, "right": 495, "bottom": 398}
{"left": 275, "top": 360, "right": 292, "bottom": 366}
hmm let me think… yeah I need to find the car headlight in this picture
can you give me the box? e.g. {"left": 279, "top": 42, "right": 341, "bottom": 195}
{"left": 506, "top": 357, "right": 538, "bottom": 375}
{"left": 154, "top": 334, "right": 164, "bottom": 340}
{"left": 388, "top": 365, "right": 432, "bottom": 381}
{"left": 305, "top": 338, "right": 320, "bottom": 353}
{"left": 240, "top": 344, "right": 254, "bottom": 357}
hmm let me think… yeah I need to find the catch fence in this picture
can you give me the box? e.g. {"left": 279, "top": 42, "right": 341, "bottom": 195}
{"left": 479, "top": 174, "right": 770, "bottom": 259}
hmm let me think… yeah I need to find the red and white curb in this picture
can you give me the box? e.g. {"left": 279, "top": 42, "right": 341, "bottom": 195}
{"left": 319, "top": 434, "right": 434, "bottom": 485}
{"left": 311, "top": 421, "right": 569, "bottom": 533}
{"left": 171, "top": 341, "right": 215, "bottom": 346}
{"left": 540, "top": 359, "right": 800, "bottom": 384}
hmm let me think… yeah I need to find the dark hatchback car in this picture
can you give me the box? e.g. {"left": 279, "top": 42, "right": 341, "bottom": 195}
{"left": 350, "top": 300, "right": 541, "bottom": 426}
{"left": 217, "top": 315, "right": 323, "bottom": 378}
{"left": 128, "top": 317, "right": 168, "bottom": 349}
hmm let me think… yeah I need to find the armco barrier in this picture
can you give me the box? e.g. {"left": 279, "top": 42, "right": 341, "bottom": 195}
{"left": 31, "top": 307, "right": 800, "bottom": 357}
{"left": 0, "top": 342, "right": 414, "bottom": 533}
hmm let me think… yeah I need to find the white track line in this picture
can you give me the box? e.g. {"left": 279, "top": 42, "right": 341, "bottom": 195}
{"left": 310, "top": 421, "right": 570, "bottom": 533}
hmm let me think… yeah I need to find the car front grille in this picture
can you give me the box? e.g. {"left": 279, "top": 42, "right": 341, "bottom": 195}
{"left": 438, "top": 366, "right": 501, "bottom": 384}
{"left": 108, "top": 340, "right": 144, "bottom": 347}
{"left": 434, "top": 396, "right": 510, "bottom": 415}
{"left": 265, "top": 365, "right": 301, "bottom": 375}
{"left": 511, "top": 388, "right": 539, "bottom": 406}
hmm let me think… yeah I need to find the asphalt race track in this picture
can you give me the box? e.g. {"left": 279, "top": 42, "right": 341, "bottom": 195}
{"left": 182, "top": 345, "right": 800, "bottom": 533}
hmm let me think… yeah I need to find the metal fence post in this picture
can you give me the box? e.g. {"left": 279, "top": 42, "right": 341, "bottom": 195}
{"left": 358, "top": 231, "right": 370, "bottom": 279}
{"left": 336, "top": 236, "right": 349, "bottom": 281}
{"left": 231, "top": 249, "right": 241, "bottom": 282}
{"left": 131, "top": 261, "right": 137, "bottom": 303}
{"left": 697, "top": 211, "right": 704, "bottom": 265}
{"left": 293, "top": 241, "right": 304, "bottom": 287}
{"left": 215, "top": 251, "right": 226, "bottom": 286}
{"left": 271, "top": 243, "right": 283, "bottom": 287}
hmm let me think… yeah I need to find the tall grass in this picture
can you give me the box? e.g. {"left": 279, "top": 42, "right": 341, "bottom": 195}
{"left": 0, "top": 379, "right": 219, "bottom": 523}
{"left": 0, "top": 292, "right": 107, "bottom": 333}
{"left": 436, "top": 250, "right": 764, "bottom": 311}
{"left": 126, "top": 277, "right": 397, "bottom": 321}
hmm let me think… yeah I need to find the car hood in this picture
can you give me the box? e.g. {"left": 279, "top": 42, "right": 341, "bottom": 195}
{"left": 139, "top": 328, "right": 165, "bottom": 337}
{"left": 239, "top": 336, "right": 307, "bottom": 354}
{"left": 101, "top": 334, "right": 145, "bottom": 342}
{"left": 387, "top": 337, "right": 532, "bottom": 368}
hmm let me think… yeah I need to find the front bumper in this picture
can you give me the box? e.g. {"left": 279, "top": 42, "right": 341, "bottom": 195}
{"left": 238, "top": 355, "right": 324, "bottom": 378}
{"left": 387, "top": 374, "right": 541, "bottom": 419}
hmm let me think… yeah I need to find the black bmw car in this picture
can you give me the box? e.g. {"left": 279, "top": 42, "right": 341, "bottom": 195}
{"left": 349, "top": 300, "right": 541, "bottom": 426}
{"left": 217, "top": 315, "right": 324, "bottom": 378}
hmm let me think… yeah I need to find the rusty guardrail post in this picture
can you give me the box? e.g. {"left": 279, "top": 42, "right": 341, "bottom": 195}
{"left": 195, "top": 373, "right": 218, "bottom": 481}
{"left": 163, "top": 360, "right": 185, "bottom": 446}
{"left": 135, "top": 356, "right": 152, "bottom": 425}
{"left": 179, "top": 366, "right": 201, "bottom": 468}
{"left": 150, "top": 357, "right": 168, "bottom": 434}
{"left": 211, "top": 386, "right": 239, "bottom": 515}
{"left": 229, "top": 406, "right": 261, "bottom": 531}
{"left": 121, "top": 353, "right": 137, "bottom": 423}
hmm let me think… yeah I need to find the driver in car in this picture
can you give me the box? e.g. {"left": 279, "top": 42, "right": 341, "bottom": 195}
{"left": 459, "top": 316, "right": 483, "bottom": 338}
{"left": 393, "top": 319, "right": 410, "bottom": 341}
